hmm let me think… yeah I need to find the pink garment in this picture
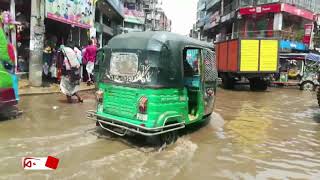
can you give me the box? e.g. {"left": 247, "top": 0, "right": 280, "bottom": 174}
{"left": 7, "top": 44, "right": 15, "bottom": 63}
{"left": 83, "top": 45, "right": 97, "bottom": 63}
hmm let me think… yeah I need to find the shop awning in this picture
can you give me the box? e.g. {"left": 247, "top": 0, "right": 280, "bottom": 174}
{"left": 306, "top": 53, "right": 320, "bottom": 62}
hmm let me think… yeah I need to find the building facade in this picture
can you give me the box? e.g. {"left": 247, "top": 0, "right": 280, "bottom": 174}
{"left": 197, "top": 0, "right": 320, "bottom": 52}
{"left": 95, "top": 0, "right": 124, "bottom": 47}
{"left": 144, "top": 0, "right": 171, "bottom": 31}
{"left": 121, "top": 0, "right": 171, "bottom": 33}
{"left": 1, "top": 0, "right": 126, "bottom": 86}
{"left": 122, "top": 0, "right": 146, "bottom": 33}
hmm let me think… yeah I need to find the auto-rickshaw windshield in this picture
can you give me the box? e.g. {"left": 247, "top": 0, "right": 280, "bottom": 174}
{"left": 99, "top": 48, "right": 183, "bottom": 88}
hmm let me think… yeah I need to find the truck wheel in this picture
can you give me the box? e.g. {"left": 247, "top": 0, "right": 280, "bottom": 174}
{"left": 250, "top": 78, "right": 268, "bottom": 91}
{"left": 257, "top": 80, "right": 268, "bottom": 91}
{"left": 222, "top": 75, "right": 235, "bottom": 89}
{"left": 160, "top": 131, "right": 178, "bottom": 146}
{"left": 300, "top": 81, "right": 315, "bottom": 91}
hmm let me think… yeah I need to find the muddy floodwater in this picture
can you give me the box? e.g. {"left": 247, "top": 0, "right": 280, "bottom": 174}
{"left": 0, "top": 88, "right": 320, "bottom": 179}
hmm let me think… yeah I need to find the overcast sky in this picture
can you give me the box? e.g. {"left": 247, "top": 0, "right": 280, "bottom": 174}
{"left": 161, "top": 0, "right": 198, "bottom": 35}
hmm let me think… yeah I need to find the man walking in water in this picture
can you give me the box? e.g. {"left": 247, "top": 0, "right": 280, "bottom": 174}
{"left": 83, "top": 39, "right": 97, "bottom": 86}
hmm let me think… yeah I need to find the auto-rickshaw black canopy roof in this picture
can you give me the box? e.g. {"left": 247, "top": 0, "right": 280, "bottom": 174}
{"left": 99, "top": 31, "right": 214, "bottom": 88}
{"left": 107, "top": 31, "right": 213, "bottom": 52}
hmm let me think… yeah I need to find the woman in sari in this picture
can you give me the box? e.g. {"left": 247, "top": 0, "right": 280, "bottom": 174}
{"left": 59, "top": 43, "right": 83, "bottom": 103}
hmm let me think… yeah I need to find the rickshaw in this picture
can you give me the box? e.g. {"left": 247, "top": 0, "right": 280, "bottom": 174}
{"left": 272, "top": 53, "right": 320, "bottom": 91}
{"left": 0, "top": 27, "right": 19, "bottom": 115}
{"left": 88, "top": 32, "right": 218, "bottom": 144}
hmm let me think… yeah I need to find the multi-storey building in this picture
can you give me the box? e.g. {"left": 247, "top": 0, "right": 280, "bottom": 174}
{"left": 197, "top": 0, "right": 320, "bottom": 52}
{"left": 95, "top": 0, "right": 124, "bottom": 46}
{"left": 122, "top": 0, "right": 146, "bottom": 33}
{"left": 144, "top": 0, "right": 171, "bottom": 31}
{"left": 121, "top": 0, "right": 171, "bottom": 33}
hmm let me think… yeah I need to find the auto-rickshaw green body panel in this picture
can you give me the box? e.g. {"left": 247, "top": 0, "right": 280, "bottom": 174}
{"left": 0, "top": 63, "right": 13, "bottom": 88}
{"left": 0, "top": 27, "right": 18, "bottom": 110}
{"left": 90, "top": 31, "right": 217, "bottom": 136}
{"left": 96, "top": 83, "right": 208, "bottom": 128}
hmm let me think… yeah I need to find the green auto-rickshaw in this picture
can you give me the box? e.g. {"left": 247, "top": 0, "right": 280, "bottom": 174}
{"left": 88, "top": 32, "right": 218, "bottom": 144}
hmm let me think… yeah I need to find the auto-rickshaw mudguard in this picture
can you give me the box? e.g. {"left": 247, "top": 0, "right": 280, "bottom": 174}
{"left": 154, "top": 111, "right": 185, "bottom": 127}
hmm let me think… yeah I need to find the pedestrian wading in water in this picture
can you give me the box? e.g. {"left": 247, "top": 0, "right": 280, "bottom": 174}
{"left": 83, "top": 39, "right": 97, "bottom": 86}
{"left": 59, "top": 42, "right": 83, "bottom": 103}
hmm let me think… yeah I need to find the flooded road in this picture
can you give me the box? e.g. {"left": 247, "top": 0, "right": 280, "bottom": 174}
{"left": 1, "top": 88, "right": 320, "bottom": 179}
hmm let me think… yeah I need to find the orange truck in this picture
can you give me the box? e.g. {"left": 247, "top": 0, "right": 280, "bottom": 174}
{"left": 215, "top": 39, "right": 279, "bottom": 91}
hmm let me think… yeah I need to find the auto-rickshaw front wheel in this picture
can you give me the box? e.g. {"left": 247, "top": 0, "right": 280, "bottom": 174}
{"left": 300, "top": 81, "right": 315, "bottom": 91}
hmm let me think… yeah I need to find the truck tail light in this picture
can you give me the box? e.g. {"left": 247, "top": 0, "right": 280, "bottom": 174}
{"left": 138, "top": 96, "right": 148, "bottom": 114}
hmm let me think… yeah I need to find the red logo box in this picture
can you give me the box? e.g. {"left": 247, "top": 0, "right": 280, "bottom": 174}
{"left": 45, "top": 156, "right": 59, "bottom": 169}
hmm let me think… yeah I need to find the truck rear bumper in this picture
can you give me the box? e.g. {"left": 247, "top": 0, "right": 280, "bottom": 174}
{"left": 87, "top": 110, "right": 185, "bottom": 137}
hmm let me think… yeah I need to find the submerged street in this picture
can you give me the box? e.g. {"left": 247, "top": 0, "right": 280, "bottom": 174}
{"left": 0, "top": 88, "right": 319, "bottom": 179}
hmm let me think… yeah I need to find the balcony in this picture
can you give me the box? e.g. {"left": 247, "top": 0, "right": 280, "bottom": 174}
{"left": 197, "top": 0, "right": 206, "bottom": 11}
{"left": 106, "top": 0, "right": 124, "bottom": 17}
{"left": 95, "top": 22, "right": 114, "bottom": 36}
{"left": 206, "top": 0, "right": 221, "bottom": 10}
{"left": 216, "top": 30, "right": 308, "bottom": 50}
{"left": 223, "top": 1, "right": 238, "bottom": 15}
{"left": 257, "top": 0, "right": 280, "bottom": 5}
{"left": 279, "top": 0, "right": 317, "bottom": 12}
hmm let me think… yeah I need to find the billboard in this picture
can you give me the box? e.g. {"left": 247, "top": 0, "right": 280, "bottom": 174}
{"left": 240, "top": 3, "right": 314, "bottom": 21}
{"left": 45, "top": 0, "right": 96, "bottom": 29}
{"left": 239, "top": 4, "right": 281, "bottom": 15}
{"left": 124, "top": 7, "right": 145, "bottom": 24}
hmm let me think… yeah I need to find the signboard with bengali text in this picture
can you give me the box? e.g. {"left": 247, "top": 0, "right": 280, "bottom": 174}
{"left": 123, "top": 8, "right": 145, "bottom": 24}
{"left": 239, "top": 3, "right": 314, "bottom": 21}
{"left": 45, "top": 0, "right": 95, "bottom": 29}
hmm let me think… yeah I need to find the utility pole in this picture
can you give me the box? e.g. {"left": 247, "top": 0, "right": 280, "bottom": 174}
{"left": 29, "top": 0, "right": 45, "bottom": 86}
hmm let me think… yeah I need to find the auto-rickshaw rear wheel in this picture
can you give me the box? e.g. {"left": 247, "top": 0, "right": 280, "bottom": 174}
{"left": 159, "top": 131, "right": 178, "bottom": 145}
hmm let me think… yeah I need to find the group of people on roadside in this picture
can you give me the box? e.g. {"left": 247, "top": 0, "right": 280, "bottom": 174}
{"left": 59, "top": 39, "right": 98, "bottom": 103}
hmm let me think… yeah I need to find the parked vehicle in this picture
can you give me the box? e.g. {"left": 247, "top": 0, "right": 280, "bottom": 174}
{"left": 0, "top": 61, "right": 19, "bottom": 114}
{"left": 88, "top": 32, "right": 218, "bottom": 144}
{"left": 272, "top": 53, "right": 320, "bottom": 91}
{"left": 0, "top": 27, "right": 19, "bottom": 116}
{"left": 215, "top": 39, "right": 279, "bottom": 91}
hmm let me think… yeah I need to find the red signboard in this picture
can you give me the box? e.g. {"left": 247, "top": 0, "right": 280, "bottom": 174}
{"left": 303, "top": 24, "right": 313, "bottom": 45}
{"left": 239, "top": 4, "right": 281, "bottom": 15}
{"left": 282, "top": 4, "right": 314, "bottom": 21}
{"left": 240, "top": 3, "right": 315, "bottom": 21}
